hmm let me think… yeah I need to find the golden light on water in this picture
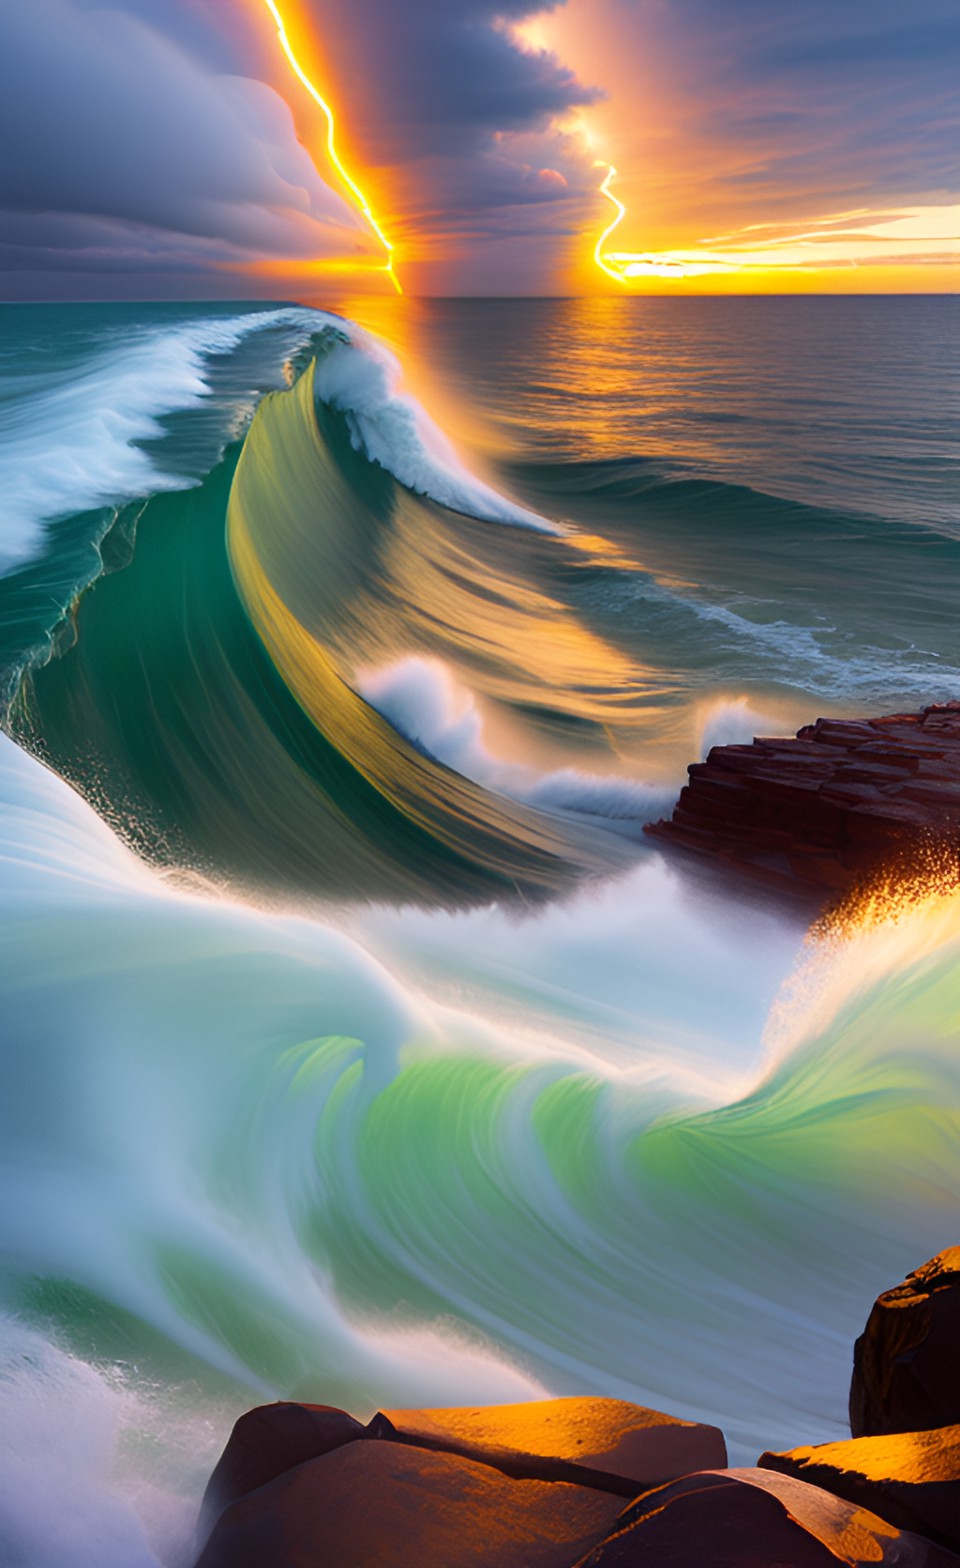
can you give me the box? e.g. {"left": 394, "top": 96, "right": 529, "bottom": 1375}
{"left": 261, "top": 0, "right": 402, "bottom": 293}
{"left": 815, "top": 837, "right": 960, "bottom": 942}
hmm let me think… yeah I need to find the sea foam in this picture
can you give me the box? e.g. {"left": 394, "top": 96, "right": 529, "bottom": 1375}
{"left": 0, "top": 308, "right": 324, "bottom": 572}
{"left": 358, "top": 655, "right": 670, "bottom": 825}
{"left": 313, "top": 328, "right": 559, "bottom": 533}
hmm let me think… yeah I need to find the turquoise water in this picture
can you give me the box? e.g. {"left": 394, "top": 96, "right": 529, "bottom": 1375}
{"left": 0, "top": 296, "right": 958, "bottom": 1566}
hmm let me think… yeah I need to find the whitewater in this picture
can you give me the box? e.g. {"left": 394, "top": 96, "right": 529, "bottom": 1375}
{"left": 0, "top": 295, "right": 957, "bottom": 1565}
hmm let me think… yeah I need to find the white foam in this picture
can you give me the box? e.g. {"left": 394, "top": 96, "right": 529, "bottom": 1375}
{"left": 0, "top": 307, "right": 329, "bottom": 572}
{"left": 0, "top": 1320, "right": 171, "bottom": 1567}
{"left": 695, "top": 695, "right": 787, "bottom": 758}
{"left": 313, "top": 328, "right": 560, "bottom": 533}
{"left": 358, "top": 655, "right": 667, "bottom": 824}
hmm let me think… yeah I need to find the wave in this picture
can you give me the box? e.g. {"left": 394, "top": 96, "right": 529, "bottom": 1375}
{"left": 359, "top": 656, "right": 672, "bottom": 827}
{"left": 508, "top": 454, "right": 960, "bottom": 704}
{"left": 2, "top": 730, "right": 957, "bottom": 1505}
{"left": 0, "top": 307, "right": 335, "bottom": 574}
{"left": 313, "top": 324, "right": 557, "bottom": 533}
{"left": 11, "top": 340, "right": 639, "bottom": 907}
{"left": 3, "top": 294, "right": 959, "bottom": 1567}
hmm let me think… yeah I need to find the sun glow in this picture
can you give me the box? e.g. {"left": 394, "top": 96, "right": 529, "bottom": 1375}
{"left": 591, "top": 161, "right": 960, "bottom": 290}
{"left": 593, "top": 163, "right": 691, "bottom": 283}
{"left": 261, "top": 0, "right": 401, "bottom": 293}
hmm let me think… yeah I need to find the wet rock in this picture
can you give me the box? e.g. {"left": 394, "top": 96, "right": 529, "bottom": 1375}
{"left": 194, "top": 1439, "right": 625, "bottom": 1568}
{"left": 759, "top": 1424, "right": 960, "bottom": 1553}
{"left": 571, "top": 1467, "right": 960, "bottom": 1567}
{"left": 850, "top": 1248, "right": 960, "bottom": 1436}
{"left": 644, "top": 703, "right": 960, "bottom": 899}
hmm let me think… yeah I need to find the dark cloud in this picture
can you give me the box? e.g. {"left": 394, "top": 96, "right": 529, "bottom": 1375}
{"left": 0, "top": 0, "right": 378, "bottom": 281}
{"left": 280, "top": 0, "right": 603, "bottom": 290}
{"left": 302, "top": 0, "right": 598, "bottom": 162}
{"left": 0, "top": 0, "right": 600, "bottom": 293}
{"left": 2, "top": 0, "right": 953, "bottom": 295}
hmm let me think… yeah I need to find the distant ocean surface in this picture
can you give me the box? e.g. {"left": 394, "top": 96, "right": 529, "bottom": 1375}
{"left": 0, "top": 295, "right": 958, "bottom": 1566}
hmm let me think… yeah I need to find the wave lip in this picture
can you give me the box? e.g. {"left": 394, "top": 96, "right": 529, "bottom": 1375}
{"left": 360, "top": 656, "right": 670, "bottom": 828}
{"left": 0, "top": 307, "right": 331, "bottom": 573}
{"left": 313, "top": 325, "right": 559, "bottom": 534}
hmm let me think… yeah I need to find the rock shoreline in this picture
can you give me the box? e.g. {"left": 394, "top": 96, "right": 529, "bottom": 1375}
{"left": 193, "top": 1249, "right": 960, "bottom": 1566}
{"left": 644, "top": 703, "right": 960, "bottom": 901}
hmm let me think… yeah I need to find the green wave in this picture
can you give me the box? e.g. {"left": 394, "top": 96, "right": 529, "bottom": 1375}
{"left": 11, "top": 354, "right": 631, "bottom": 905}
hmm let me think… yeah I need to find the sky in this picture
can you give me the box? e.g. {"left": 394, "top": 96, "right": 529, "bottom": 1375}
{"left": 0, "top": 0, "right": 957, "bottom": 297}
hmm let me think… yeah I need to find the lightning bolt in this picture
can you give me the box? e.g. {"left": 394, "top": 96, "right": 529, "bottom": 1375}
{"left": 261, "top": 0, "right": 402, "bottom": 293}
{"left": 593, "top": 163, "right": 686, "bottom": 282}
{"left": 593, "top": 164, "right": 628, "bottom": 283}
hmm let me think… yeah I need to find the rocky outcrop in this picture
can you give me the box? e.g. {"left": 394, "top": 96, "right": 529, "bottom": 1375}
{"left": 196, "top": 1440, "right": 625, "bottom": 1568}
{"left": 645, "top": 703, "right": 960, "bottom": 899}
{"left": 850, "top": 1248, "right": 960, "bottom": 1437}
{"left": 195, "top": 1396, "right": 727, "bottom": 1567}
{"left": 759, "top": 1425, "right": 960, "bottom": 1554}
{"left": 196, "top": 1403, "right": 368, "bottom": 1551}
{"left": 192, "top": 1254, "right": 960, "bottom": 1566}
{"left": 571, "top": 1467, "right": 960, "bottom": 1567}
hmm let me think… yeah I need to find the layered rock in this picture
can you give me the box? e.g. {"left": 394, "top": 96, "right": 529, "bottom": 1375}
{"left": 850, "top": 1248, "right": 960, "bottom": 1437}
{"left": 645, "top": 703, "right": 960, "bottom": 899}
{"left": 759, "top": 1425, "right": 960, "bottom": 1554}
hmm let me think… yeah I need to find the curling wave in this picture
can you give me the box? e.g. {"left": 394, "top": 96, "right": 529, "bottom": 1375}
{"left": 12, "top": 332, "right": 659, "bottom": 906}
{"left": 1, "top": 732, "right": 957, "bottom": 1487}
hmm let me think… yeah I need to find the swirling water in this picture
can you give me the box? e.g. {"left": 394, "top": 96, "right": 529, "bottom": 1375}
{"left": 0, "top": 295, "right": 958, "bottom": 1565}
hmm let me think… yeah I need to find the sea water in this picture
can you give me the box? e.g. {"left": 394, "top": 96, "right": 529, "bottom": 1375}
{"left": 0, "top": 294, "right": 958, "bottom": 1565}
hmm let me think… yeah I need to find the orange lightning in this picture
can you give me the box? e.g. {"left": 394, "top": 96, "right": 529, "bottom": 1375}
{"left": 261, "top": 0, "right": 401, "bottom": 293}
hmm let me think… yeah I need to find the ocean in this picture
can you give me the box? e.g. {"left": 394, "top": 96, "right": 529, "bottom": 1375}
{"left": 0, "top": 294, "right": 957, "bottom": 1565}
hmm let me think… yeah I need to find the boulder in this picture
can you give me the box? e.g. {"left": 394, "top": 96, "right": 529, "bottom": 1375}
{"left": 759, "top": 1424, "right": 960, "bottom": 1553}
{"left": 196, "top": 1402, "right": 367, "bottom": 1550}
{"left": 382, "top": 1396, "right": 727, "bottom": 1490}
{"left": 193, "top": 1395, "right": 727, "bottom": 1565}
{"left": 851, "top": 1248, "right": 960, "bottom": 1436}
{"left": 194, "top": 1439, "right": 625, "bottom": 1568}
{"left": 571, "top": 1467, "right": 960, "bottom": 1567}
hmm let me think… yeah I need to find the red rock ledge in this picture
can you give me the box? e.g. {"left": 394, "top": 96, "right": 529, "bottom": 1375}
{"left": 644, "top": 702, "right": 960, "bottom": 900}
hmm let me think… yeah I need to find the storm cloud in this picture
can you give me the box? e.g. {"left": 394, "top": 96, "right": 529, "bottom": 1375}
{"left": 0, "top": 0, "right": 955, "bottom": 295}
{"left": 298, "top": 0, "right": 597, "bottom": 161}
{"left": 0, "top": 0, "right": 379, "bottom": 287}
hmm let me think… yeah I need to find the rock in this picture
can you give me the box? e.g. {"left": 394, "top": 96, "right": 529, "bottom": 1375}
{"left": 382, "top": 1396, "right": 726, "bottom": 1490}
{"left": 196, "top": 1402, "right": 367, "bottom": 1549}
{"left": 194, "top": 1439, "right": 626, "bottom": 1568}
{"left": 644, "top": 703, "right": 960, "bottom": 900}
{"left": 850, "top": 1248, "right": 960, "bottom": 1436}
{"left": 570, "top": 1467, "right": 960, "bottom": 1567}
{"left": 193, "top": 1395, "right": 726, "bottom": 1565}
{"left": 759, "top": 1424, "right": 960, "bottom": 1553}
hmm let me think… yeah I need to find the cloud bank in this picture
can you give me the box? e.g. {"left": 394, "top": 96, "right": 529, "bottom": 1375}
{"left": 0, "top": 0, "right": 379, "bottom": 292}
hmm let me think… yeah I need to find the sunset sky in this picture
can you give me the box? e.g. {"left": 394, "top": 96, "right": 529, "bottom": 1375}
{"left": 1, "top": 0, "right": 957, "bottom": 296}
